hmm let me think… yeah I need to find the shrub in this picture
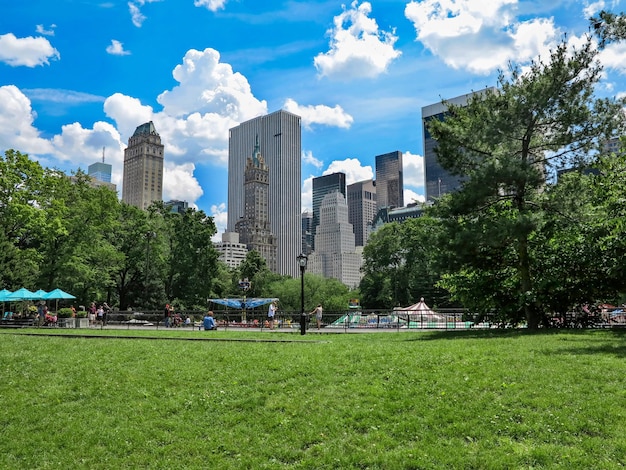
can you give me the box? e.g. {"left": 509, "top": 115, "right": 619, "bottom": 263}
{"left": 57, "top": 308, "right": 74, "bottom": 318}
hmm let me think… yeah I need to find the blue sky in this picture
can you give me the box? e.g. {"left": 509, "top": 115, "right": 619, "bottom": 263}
{"left": 1, "top": 0, "right": 625, "bottom": 238}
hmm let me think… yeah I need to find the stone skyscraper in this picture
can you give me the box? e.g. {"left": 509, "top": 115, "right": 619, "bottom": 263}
{"left": 375, "top": 151, "right": 404, "bottom": 210}
{"left": 312, "top": 172, "right": 346, "bottom": 249}
{"left": 235, "top": 136, "right": 277, "bottom": 272}
{"left": 308, "top": 191, "right": 363, "bottom": 289}
{"left": 227, "top": 110, "right": 301, "bottom": 277}
{"left": 122, "top": 121, "right": 164, "bottom": 209}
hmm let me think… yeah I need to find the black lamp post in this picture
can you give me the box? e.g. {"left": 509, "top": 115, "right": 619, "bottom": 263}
{"left": 297, "top": 253, "right": 308, "bottom": 336}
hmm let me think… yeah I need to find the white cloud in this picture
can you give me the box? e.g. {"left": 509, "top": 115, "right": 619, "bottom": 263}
{"left": 314, "top": 1, "right": 401, "bottom": 80}
{"left": 0, "top": 85, "right": 55, "bottom": 155}
{"left": 403, "top": 151, "right": 424, "bottom": 195}
{"left": 323, "top": 158, "right": 373, "bottom": 185}
{"left": 194, "top": 0, "right": 227, "bottom": 12}
{"left": 36, "top": 24, "right": 56, "bottom": 36}
{"left": 404, "top": 0, "right": 561, "bottom": 75}
{"left": 302, "top": 175, "right": 314, "bottom": 212}
{"left": 128, "top": 0, "right": 161, "bottom": 27}
{"left": 0, "top": 33, "right": 60, "bottom": 67}
{"left": 283, "top": 98, "right": 353, "bottom": 129}
{"left": 404, "top": 188, "right": 425, "bottom": 205}
{"left": 106, "top": 40, "right": 131, "bottom": 56}
{"left": 302, "top": 150, "right": 323, "bottom": 169}
{"left": 598, "top": 42, "right": 626, "bottom": 75}
{"left": 163, "top": 162, "right": 203, "bottom": 203}
{"left": 210, "top": 203, "right": 227, "bottom": 241}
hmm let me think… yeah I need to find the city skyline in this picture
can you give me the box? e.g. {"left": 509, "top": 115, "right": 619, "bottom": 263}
{"left": 2, "top": 1, "right": 626, "bottom": 240}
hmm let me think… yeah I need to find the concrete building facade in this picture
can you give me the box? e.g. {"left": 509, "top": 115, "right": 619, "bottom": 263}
{"left": 122, "top": 121, "right": 164, "bottom": 209}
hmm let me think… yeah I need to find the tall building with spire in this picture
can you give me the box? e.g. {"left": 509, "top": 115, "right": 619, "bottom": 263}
{"left": 122, "top": 121, "right": 164, "bottom": 209}
{"left": 235, "top": 136, "right": 277, "bottom": 271}
{"left": 227, "top": 110, "right": 301, "bottom": 277}
{"left": 88, "top": 147, "right": 112, "bottom": 183}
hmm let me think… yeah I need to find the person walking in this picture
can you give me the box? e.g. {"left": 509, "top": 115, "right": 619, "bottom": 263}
{"left": 310, "top": 304, "right": 323, "bottom": 329}
{"left": 267, "top": 302, "right": 277, "bottom": 330}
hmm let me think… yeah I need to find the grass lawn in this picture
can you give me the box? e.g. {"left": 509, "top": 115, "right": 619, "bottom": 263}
{"left": 0, "top": 328, "right": 625, "bottom": 469}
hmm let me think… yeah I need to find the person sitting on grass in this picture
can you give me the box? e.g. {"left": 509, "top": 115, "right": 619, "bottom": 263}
{"left": 202, "top": 311, "right": 217, "bottom": 331}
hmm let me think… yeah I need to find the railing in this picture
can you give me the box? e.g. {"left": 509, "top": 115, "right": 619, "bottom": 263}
{"left": 7, "top": 308, "right": 623, "bottom": 331}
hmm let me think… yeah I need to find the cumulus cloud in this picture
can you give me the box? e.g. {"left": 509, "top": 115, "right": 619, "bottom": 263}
{"left": 314, "top": 1, "right": 401, "bottom": 80}
{"left": 404, "top": 188, "right": 425, "bottom": 204}
{"left": 323, "top": 158, "right": 373, "bottom": 185}
{"left": 0, "top": 33, "right": 60, "bottom": 67}
{"left": 194, "top": 0, "right": 227, "bottom": 12}
{"left": 283, "top": 98, "right": 353, "bottom": 129}
{"left": 403, "top": 151, "right": 424, "bottom": 196}
{"left": 404, "top": 0, "right": 561, "bottom": 74}
{"left": 106, "top": 40, "right": 131, "bottom": 56}
{"left": 36, "top": 24, "right": 56, "bottom": 36}
{"left": 163, "top": 162, "right": 203, "bottom": 203}
{"left": 0, "top": 85, "right": 55, "bottom": 155}
{"left": 210, "top": 203, "right": 227, "bottom": 241}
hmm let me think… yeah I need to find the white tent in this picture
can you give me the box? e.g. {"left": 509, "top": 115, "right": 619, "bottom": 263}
{"left": 394, "top": 298, "right": 445, "bottom": 322}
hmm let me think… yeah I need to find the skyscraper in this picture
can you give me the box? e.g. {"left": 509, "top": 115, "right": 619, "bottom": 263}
{"left": 235, "top": 136, "right": 277, "bottom": 271}
{"left": 347, "top": 179, "right": 376, "bottom": 247}
{"left": 308, "top": 191, "right": 363, "bottom": 288}
{"left": 88, "top": 148, "right": 112, "bottom": 183}
{"left": 301, "top": 211, "right": 313, "bottom": 255}
{"left": 227, "top": 110, "right": 301, "bottom": 277}
{"left": 375, "top": 151, "right": 404, "bottom": 210}
{"left": 312, "top": 172, "right": 346, "bottom": 249}
{"left": 422, "top": 90, "right": 494, "bottom": 201}
{"left": 122, "top": 121, "right": 164, "bottom": 209}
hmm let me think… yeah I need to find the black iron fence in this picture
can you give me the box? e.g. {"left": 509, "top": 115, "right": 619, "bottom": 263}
{"left": 70, "top": 308, "right": 626, "bottom": 331}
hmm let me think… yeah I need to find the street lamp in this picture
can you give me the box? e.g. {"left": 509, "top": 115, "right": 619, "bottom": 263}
{"left": 297, "top": 253, "right": 308, "bottom": 336}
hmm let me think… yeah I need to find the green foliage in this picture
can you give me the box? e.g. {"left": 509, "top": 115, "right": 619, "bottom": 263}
{"left": 427, "top": 31, "right": 626, "bottom": 328}
{"left": 57, "top": 308, "right": 74, "bottom": 318}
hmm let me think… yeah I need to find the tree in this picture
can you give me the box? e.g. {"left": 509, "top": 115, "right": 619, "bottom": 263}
{"left": 428, "top": 33, "right": 626, "bottom": 328}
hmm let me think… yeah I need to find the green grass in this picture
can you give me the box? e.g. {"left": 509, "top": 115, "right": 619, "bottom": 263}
{"left": 1, "top": 329, "right": 625, "bottom": 469}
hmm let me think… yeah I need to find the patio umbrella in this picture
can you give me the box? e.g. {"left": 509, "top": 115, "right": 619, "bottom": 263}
{"left": 44, "top": 289, "right": 76, "bottom": 311}
{"left": 32, "top": 289, "right": 48, "bottom": 300}
{"left": 0, "top": 289, "right": 12, "bottom": 318}
{"left": 6, "top": 288, "right": 37, "bottom": 300}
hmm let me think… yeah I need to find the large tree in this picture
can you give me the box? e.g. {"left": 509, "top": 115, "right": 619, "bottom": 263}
{"left": 428, "top": 33, "right": 626, "bottom": 328}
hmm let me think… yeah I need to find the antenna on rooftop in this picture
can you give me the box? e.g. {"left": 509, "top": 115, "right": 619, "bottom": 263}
{"left": 102, "top": 146, "right": 105, "bottom": 163}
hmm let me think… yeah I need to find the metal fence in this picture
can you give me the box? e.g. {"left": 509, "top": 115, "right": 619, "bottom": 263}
{"left": 81, "top": 308, "right": 626, "bottom": 331}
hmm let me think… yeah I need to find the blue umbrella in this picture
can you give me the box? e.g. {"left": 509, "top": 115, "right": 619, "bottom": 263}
{"left": 0, "top": 289, "right": 12, "bottom": 302}
{"left": 210, "top": 298, "right": 278, "bottom": 309}
{"left": 44, "top": 289, "right": 76, "bottom": 300}
{"left": 32, "top": 289, "right": 48, "bottom": 300}
{"left": 6, "top": 288, "right": 37, "bottom": 300}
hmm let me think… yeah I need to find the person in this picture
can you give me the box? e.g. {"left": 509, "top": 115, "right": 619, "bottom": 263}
{"left": 96, "top": 305, "right": 104, "bottom": 326}
{"left": 267, "top": 302, "right": 277, "bottom": 329}
{"left": 310, "top": 304, "right": 323, "bottom": 329}
{"left": 88, "top": 302, "right": 96, "bottom": 326}
{"left": 203, "top": 311, "right": 217, "bottom": 331}
{"left": 102, "top": 302, "right": 110, "bottom": 325}
{"left": 163, "top": 303, "right": 172, "bottom": 328}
